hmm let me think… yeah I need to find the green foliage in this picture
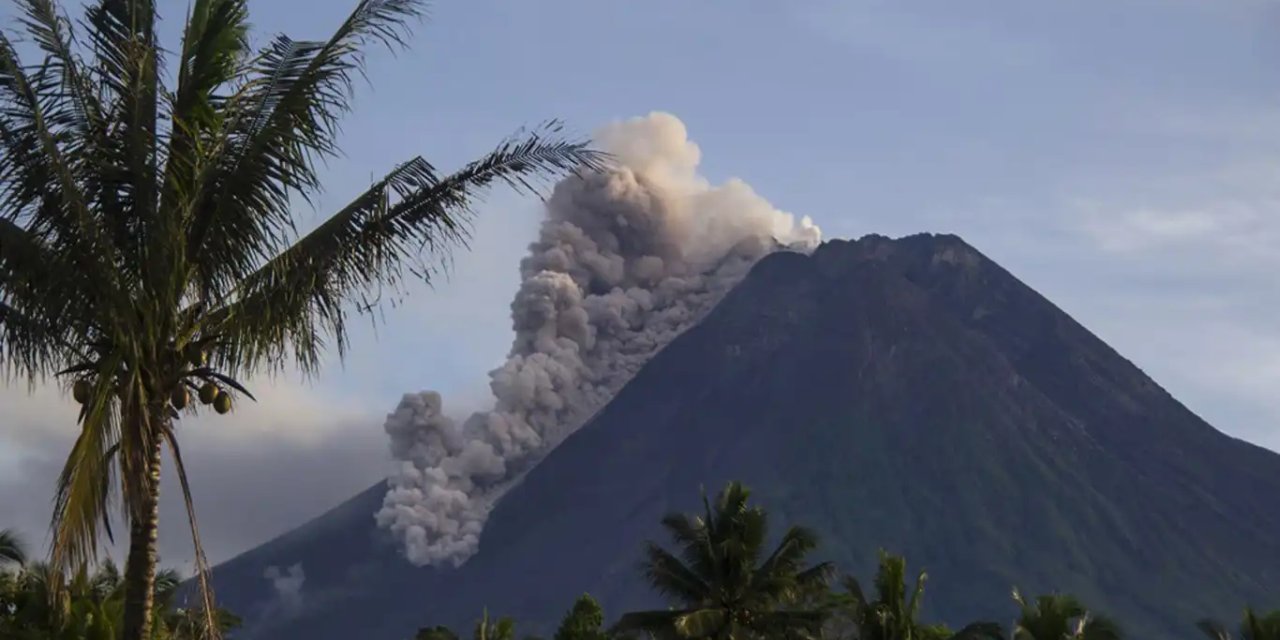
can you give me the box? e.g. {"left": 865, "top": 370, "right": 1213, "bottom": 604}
{"left": 826, "top": 551, "right": 1002, "bottom": 640}
{"left": 401, "top": 483, "right": 1274, "bottom": 640}
{"left": 613, "top": 481, "right": 836, "bottom": 640}
{"left": 555, "top": 594, "right": 607, "bottom": 640}
{"left": 1011, "top": 588, "right": 1122, "bottom": 640}
{"left": 474, "top": 609, "right": 518, "bottom": 640}
{"left": 0, "top": 550, "right": 240, "bottom": 639}
{"left": 416, "top": 625, "right": 461, "bottom": 640}
{"left": 1199, "top": 608, "right": 1280, "bottom": 640}
{"left": 0, "top": 529, "right": 26, "bottom": 567}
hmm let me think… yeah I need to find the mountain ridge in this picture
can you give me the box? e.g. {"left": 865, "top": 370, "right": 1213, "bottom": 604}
{"left": 205, "top": 233, "right": 1280, "bottom": 640}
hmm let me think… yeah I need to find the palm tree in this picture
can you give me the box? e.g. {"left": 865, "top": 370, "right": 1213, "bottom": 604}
{"left": 0, "top": 529, "right": 26, "bottom": 567}
{"left": 828, "top": 551, "right": 1002, "bottom": 640}
{"left": 416, "top": 626, "right": 461, "bottom": 640}
{"left": 1199, "top": 608, "right": 1280, "bottom": 640}
{"left": 1010, "top": 589, "right": 1122, "bottom": 640}
{"left": 555, "top": 594, "right": 608, "bottom": 640}
{"left": 613, "top": 481, "right": 836, "bottom": 640}
{"left": 474, "top": 609, "right": 517, "bottom": 640}
{"left": 0, "top": 0, "right": 602, "bottom": 637}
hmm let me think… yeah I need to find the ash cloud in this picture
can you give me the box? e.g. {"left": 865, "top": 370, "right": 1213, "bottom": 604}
{"left": 375, "top": 112, "right": 821, "bottom": 566}
{"left": 263, "top": 563, "right": 306, "bottom": 614}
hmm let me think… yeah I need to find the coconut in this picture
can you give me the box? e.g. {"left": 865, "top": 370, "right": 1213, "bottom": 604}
{"left": 186, "top": 346, "right": 208, "bottom": 368}
{"left": 171, "top": 386, "right": 190, "bottom": 410}
{"left": 72, "top": 379, "right": 91, "bottom": 404}
{"left": 213, "top": 393, "right": 232, "bottom": 415}
{"left": 198, "top": 382, "right": 220, "bottom": 405}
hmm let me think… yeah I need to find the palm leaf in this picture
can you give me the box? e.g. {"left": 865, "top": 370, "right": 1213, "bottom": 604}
{"left": 158, "top": 422, "right": 218, "bottom": 637}
{"left": 612, "top": 609, "right": 689, "bottom": 637}
{"left": 49, "top": 371, "right": 122, "bottom": 573}
{"left": 162, "top": 0, "right": 250, "bottom": 206}
{"left": 0, "top": 220, "right": 100, "bottom": 381}
{"left": 949, "top": 621, "right": 1006, "bottom": 640}
{"left": 185, "top": 0, "right": 428, "bottom": 299}
{"left": 673, "top": 608, "right": 727, "bottom": 638}
{"left": 1198, "top": 619, "right": 1233, "bottom": 640}
{"left": 161, "top": 423, "right": 221, "bottom": 638}
{"left": 205, "top": 127, "right": 603, "bottom": 376}
{"left": 83, "top": 0, "right": 173, "bottom": 299}
{"left": 642, "top": 542, "right": 710, "bottom": 605}
{"left": 752, "top": 610, "right": 828, "bottom": 639}
{"left": 0, "top": 528, "right": 28, "bottom": 566}
{"left": 13, "top": 0, "right": 105, "bottom": 145}
{"left": 753, "top": 525, "right": 824, "bottom": 598}
{"left": 0, "top": 27, "right": 116, "bottom": 275}
{"left": 1079, "top": 614, "right": 1123, "bottom": 640}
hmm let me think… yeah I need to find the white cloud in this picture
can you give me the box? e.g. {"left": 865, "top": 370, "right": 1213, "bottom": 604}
{"left": 1074, "top": 200, "right": 1280, "bottom": 258}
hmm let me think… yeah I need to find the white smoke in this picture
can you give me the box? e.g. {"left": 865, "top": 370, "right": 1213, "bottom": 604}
{"left": 375, "top": 112, "right": 822, "bottom": 566}
{"left": 263, "top": 564, "right": 305, "bottom": 613}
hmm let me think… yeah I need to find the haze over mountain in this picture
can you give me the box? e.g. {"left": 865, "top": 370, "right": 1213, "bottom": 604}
{"left": 207, "top": 233, "right": 1280, "bottom": 640}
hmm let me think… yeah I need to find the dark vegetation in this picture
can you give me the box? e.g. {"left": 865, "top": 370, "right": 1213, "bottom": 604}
{"left": 1, "top": 528, "right": 240, "bottom": 638}
{"left": 406, "top": 483, "right": 1277, "bottom": 640}
{"left": 6, "top": 483, "right": 1278, "bottom": 639}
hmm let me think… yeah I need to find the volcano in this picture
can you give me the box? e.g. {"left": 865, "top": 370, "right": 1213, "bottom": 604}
{"left": 205, "top": 233, "right": 1280, "bottom": 640}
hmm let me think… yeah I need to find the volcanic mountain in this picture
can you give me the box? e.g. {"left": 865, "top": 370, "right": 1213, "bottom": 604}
{"left": 206, "top": 233, "right": 1280, "bottom": 640}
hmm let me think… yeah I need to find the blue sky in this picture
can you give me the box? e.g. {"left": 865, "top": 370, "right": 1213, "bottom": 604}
{"left": 2, "top": 0, "right": 1279, "bottom": 566}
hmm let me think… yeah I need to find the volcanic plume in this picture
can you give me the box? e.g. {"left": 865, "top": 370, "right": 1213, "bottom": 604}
{"left": 374, "top": 112, "right": 822, "bottom": 566}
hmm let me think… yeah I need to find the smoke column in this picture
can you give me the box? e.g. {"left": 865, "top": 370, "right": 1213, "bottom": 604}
{"left": 375, "top": 112, "right": 821, "bottom": 566}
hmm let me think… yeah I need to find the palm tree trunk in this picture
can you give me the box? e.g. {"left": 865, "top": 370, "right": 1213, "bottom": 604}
{"left": 121, "top": 435, "right": 163, "bottom": 640}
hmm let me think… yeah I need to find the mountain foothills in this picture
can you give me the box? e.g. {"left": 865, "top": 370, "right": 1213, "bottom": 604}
{"left": 192, "top": 233, "right": 1280, "bottom": 640}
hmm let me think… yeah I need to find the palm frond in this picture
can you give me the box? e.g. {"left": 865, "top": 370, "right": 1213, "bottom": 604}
{"left": 83, "top": 0, "right": 164, "bottom": 286}
{"left": 0, "top": 219, "right": 100, "bottom": 382}
{"left": 1198, "top": 619, "right": 1233, "bottom": 640}
{"left": 185, "top": 0, "right": 428, "bottom": 298}
{"left": 949, "top": 621, "right": 1006, "bottom": 640}
{"left": 673, "top": 607, "right": 727, "bottom": 638}
{"left": 907, "top": 569, "right": 928, "bottom": 621}
{"left": 792, "top": 561, "right": 835, "bottom": 592}
{"left": 0, "top": 23, "right": 127, "bottom": 330}
{"left": 205, "top": 127, "right": 603, "bottom": 376}
{"left": 755, "top": 526, "right": 821, "bottom": 582}
{"left": 161, "top": 423, "right": 221, "bottom": 639}
{"left": 0, "top": 28, "right": 114, "bottom": 267}
{"left": 641, "top": 542, "right": 710, "bottom": 606}
{"left": 0, "top": 300, "right": 67, "bottom": 384}
{"left": 841, "top": 575, "right": 868, "bottom": 615}
{"left": 661, "top": 512, "right": 718, "bottom": 585}
{"left": 49, "top": 373, "right": 122, "bottom": 573}
{"left": 14, "top": 0, "right": 105, "bottom": 142}
{"left": 0, "top": 527, "right": 28, "bottom": 566}
{"left": 1079, "top": 613, "right": 1123, "bottom": 640}
{"left": 752, "top": 610, "right": 828, "bottom": 639}
{"left": 612, "top": 609, "right": 688, "bottom": 636}
{"left": 159, "top": 0, "right": 251, "bottom": 268}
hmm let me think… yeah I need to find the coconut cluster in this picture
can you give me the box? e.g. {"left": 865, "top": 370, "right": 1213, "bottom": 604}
{"left": 68, "top": 338, "right": 240, "bottom": 416}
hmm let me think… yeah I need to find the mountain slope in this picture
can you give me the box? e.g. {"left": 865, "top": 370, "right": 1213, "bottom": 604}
{"left": 207, "top": 234, "right": 1280, "bottom": 640}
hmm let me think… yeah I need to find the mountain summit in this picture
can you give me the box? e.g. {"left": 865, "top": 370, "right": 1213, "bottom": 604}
{"left": 207, "top": 233, "right": 1280, "bottom": 640}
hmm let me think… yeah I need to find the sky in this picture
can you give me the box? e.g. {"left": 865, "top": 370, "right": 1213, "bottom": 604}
{"left": 2, "top": 0, "right": 1279, "bottom": 571}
